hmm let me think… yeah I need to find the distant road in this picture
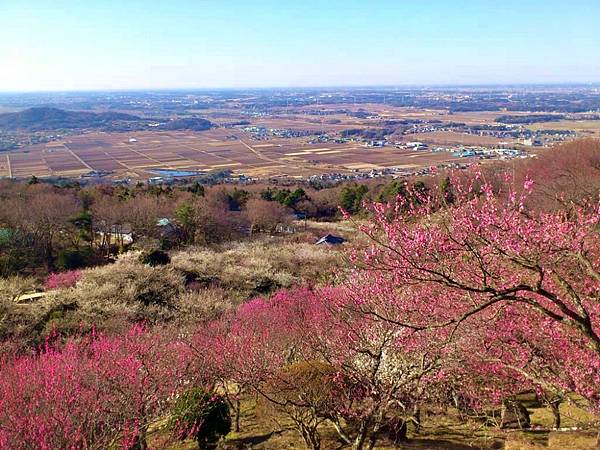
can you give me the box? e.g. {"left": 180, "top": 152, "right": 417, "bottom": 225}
{"left": 62, "top": 144, "right": 93, "bottom": 171}
{"left": 238, "top": 138, "right": 280, "bottom": 165}
{"left": 238, "top": 138, "right": 332, "bottom": 173}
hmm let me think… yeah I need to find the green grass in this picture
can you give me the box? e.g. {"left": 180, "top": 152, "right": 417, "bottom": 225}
{"left": 529, "top": 400, "right": 597, "bottom": 429}
{"left": 153, "top": 398, "right": 598, "bottom": 450}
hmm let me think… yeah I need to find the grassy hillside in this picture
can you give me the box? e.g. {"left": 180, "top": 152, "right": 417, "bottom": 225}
{"left": 0, "top": 237, "right": 343, "bottom": 346}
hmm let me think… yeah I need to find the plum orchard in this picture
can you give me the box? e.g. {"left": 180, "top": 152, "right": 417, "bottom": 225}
{"left": 0, "top": 174, "right": 598, "bottom": 449}
{"left": 349, "top": 173, "right": 600, "bottom": 412}
{"left": 0, "top": 326, "right": 200, "bottom": 449}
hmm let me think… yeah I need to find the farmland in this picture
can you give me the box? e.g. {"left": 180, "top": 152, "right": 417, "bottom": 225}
{"left": 0, "top": 128, "right": 476, "bottom": 179}
{"left": 0, "top": 112, "right": 485, "bottom": 180}
{"left": 1, "top": 88, "right": 600, "bottom": 182}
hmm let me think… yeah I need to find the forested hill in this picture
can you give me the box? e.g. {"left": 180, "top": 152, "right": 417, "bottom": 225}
{"left": 0, "top": 107, "right": 213, "bottom": 132}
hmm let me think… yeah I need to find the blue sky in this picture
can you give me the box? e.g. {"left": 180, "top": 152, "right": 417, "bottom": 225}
{"left": 1, "top": 0, "right": 599, "bottom": 91}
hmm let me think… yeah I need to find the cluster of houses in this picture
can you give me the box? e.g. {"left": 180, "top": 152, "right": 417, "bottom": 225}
{"left": 307, "top": 161, "right": 474, "bottom": 184}
{"left": 399, "top": 121, "right": 576, "bottom": 143}
{"left": 392, "top": 140, "right": 530, "bottom": 160}
{"left": 365, "top": 140, "right": 386, "bottom": 148}
{"left": 243, "top": 126, "right": 317, "bottom": 140}
{"left": 307, "top": 134, "right": 353, "bottom": 145}
{"left": 451, "top": 147, "right": 529, "bottom": 159}
{"left": 395, "top": 141, "right": 428, "bottom": 150}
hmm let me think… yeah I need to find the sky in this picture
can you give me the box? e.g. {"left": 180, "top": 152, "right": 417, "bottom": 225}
{"left": 1, "top": 0, "right": 600, "bottom": 91}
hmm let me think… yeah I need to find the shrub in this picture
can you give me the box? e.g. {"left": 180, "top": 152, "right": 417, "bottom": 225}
{"left": 44, "top": 270, "right": 82, "bottom": 290}
{"left": 176, "top": 288, "right": 239, "bottom": 323}
{"left": 43, "top": 254, "right": 185, "bottom": 331}
{"left": 169, "top": 388, "right": 231, "bottom": 449}
{"left": 170, "top": 240, "right": 342, "bottom": 299}
{"left": 56, "top": 248, "right": 92, "bottom": 270}
{"left": 0, "top": 276, "right": 39, "bottom": 303}
{"left": 75, "top": 254, "right": 184, "bottom": 308}
{"left": 139, "top": 249, "right": 171, "bottom": 266}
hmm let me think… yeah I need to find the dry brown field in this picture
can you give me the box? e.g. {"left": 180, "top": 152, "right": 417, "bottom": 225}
{"left": 3, "top": 105, "right": 590, "bottom": 180}
{"left": 1, "top": 126, "right": 475, "bottom": 180}
{"left": 529, "top": 120, "right": 600, "bottom": 137}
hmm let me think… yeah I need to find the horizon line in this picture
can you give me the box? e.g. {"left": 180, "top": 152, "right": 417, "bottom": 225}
{"left": 2, "top": 81, "right": 600, "bottom": 95}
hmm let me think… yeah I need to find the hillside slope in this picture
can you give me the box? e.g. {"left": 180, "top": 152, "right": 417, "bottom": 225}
{"left": 0, "top": 107, "right": 213, "bottom": 132}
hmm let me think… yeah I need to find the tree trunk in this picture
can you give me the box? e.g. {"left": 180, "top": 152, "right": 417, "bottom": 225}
{"left": 329, "top": 416, "right": 352, "bottom": 445}
{"left": 88, "top": 219, "right": 94, "bottom": 251}
{"left": 391, "top": 420, "right": 407, "bottom": 444}
{"left": 413, "top": 405, "right": 421, "bottom": 434}
{"left": 352, "top": 422, "right": 370, "bottom": 450}
{"left": 45, "top": 239, "right": 54, "bottom": 271}
{"left": 299, "top": 424, "right": 320, "bottom": 450}
{"left": 549, "top": 400, "right": 561, "bottom": 429}
{"left": 235, "top": 398, "right": 241, "bottom": 432}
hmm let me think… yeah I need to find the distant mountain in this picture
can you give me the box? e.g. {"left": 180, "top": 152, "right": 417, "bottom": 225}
{"left": 160, "top": 117, "right": 214, "bottom": 131}
{"left": 0, "top": 107, "right": 213, "bottom": 132}
{"left": 0, "top": 107, "right": 141, "bottom": 131}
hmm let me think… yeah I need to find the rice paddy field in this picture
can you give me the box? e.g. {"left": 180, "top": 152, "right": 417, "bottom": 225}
{"left": 0, "top": 127, "right": 473, "bottom": 180}
{"left": 2, "top": 103, "right": 597, "bottom": 181}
